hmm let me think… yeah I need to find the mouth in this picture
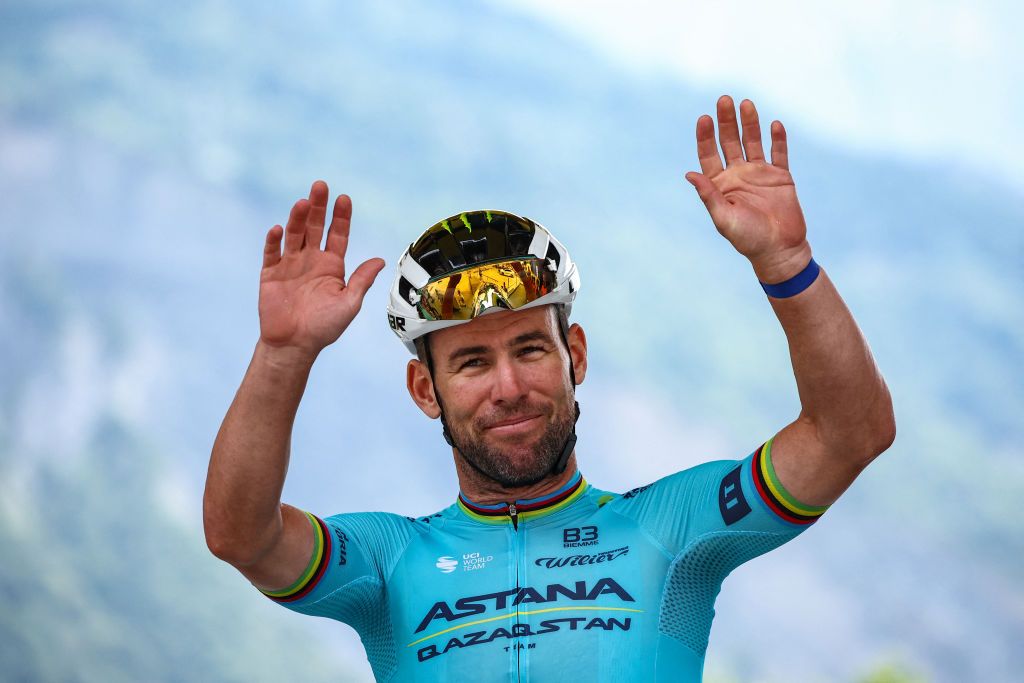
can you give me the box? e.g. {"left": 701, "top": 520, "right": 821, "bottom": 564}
{"left": 483, "top": 414, "right": 544, "bottom": 436}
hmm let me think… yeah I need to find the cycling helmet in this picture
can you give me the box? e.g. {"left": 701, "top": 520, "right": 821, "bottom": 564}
{"left": 387, "top": 210, "right": 580, "bottom": 354}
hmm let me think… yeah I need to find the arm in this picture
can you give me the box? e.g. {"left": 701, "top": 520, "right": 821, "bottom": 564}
{"left": 685, "top": 96, "right": 895, "bottom": 508}
{"left": 203, "top": 181, "right": 384, "bottom": 589}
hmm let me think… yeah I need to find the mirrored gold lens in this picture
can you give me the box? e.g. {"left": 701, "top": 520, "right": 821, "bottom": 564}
{"left": 417, "top": 258, "right": 556, "bottom": 321}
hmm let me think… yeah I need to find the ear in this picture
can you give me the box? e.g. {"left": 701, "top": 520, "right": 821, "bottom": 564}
{"left": 567, "top": 323, "right": 588, "bottom": 385}
{"left": 407, "top": 359, "right": 442, "bottom": 419}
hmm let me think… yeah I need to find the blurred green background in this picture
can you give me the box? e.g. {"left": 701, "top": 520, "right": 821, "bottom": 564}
{"left": 1, "top": 1, "right": 1021, "bottom": 681}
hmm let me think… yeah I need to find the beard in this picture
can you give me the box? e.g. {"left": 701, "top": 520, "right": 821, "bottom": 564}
{"left": 447, "top": 398, "right": 577, "bottom": 489}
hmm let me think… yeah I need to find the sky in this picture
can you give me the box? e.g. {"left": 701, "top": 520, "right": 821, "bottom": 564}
{"left": 494, "top": 0, "right": 1023, "bottom": 193}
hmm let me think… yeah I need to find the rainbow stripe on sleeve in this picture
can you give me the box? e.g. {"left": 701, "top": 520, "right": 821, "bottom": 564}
{"left": 259, "top": 511, "right": 332, "bottom": 603}
{"left": 750, "top": 439, "right": 829, "bottom": 526}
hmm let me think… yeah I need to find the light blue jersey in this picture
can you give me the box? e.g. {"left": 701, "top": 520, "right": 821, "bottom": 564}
{"left": 260, "top": 438, "right": 828, "bottom": 681}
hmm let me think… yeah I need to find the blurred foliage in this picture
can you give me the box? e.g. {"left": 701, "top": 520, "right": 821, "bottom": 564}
{"left": 703, "top": 661, "right": 928, "bottom": 683}
{"left": 0, "top": 417, "right": 357, "bottom": 682}
{"left": 856, "top": 662, "right": 928, "bottom": 683}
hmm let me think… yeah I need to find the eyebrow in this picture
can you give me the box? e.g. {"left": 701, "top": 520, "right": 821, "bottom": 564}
{"left": 445, "top": 330, "right": 555, "bottom": 364}
{"left": 447, "top": 345, "right": 490, "bottom": 364}
{"left": 508, "top": 330, "right": 554, "bottom": 347}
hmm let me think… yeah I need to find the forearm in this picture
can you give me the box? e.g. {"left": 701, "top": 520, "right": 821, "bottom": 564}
{"left": 766, "top": 264, "right": 895, "bottom": 461}
{"left": 203, "top": 340, "right": 317, "bottom": 563}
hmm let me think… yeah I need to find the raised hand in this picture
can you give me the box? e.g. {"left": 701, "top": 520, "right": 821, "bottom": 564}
{"left": 258, "top": 181, "right": 385, "bottom": 358}
{"left": 685, "top": 96, "right": 811, "bottom": 283}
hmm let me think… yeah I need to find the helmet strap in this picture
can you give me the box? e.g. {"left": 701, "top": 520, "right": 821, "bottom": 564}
{"left": 440, "top": 412, "right": 455, "bottom": 447}
{"left": 421, "top": 336, "right": 456, "bottom": 446}
{"left": 551, "top": 304, "right": 580, "bottom": 475}
{"left": 551, "top": 401, "right": 580, "bottom": 475}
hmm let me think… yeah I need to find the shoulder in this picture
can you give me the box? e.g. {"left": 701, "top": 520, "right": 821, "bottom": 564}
{"left": 601, "top": 458, "right": 743, "bottom": 509}
{"left": 316, "top": 505, "right": 459, "bottom": 579}
{"left": 322, "top": 503, "right": 462, "bottom": 544}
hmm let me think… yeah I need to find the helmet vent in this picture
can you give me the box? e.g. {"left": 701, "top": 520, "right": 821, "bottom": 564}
{"left": 398, "top": 276, "right": 416, "bottom": 306}
{"left": 506, "top": 218, "right": 533, "bottom": 257}
{"left": 545, "top": 241, "right": 561, "bottom": 269}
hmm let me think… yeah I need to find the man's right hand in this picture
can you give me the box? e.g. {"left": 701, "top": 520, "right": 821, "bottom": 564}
{"left": 258, "top": 180, "right": 385, "bottom": 360}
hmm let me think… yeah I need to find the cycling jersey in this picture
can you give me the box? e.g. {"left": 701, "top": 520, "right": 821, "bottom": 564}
{"left": 259, "top": 438, "right": 827, "bottom": 682}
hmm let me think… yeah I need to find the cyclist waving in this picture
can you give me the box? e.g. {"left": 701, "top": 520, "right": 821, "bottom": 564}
{"left": 204, "top": 96, "right": 895, "bottom": 681}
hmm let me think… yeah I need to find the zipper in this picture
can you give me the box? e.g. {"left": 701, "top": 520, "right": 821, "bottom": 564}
{"left": 508, "top": 501, "right": 522, "bottom": 681}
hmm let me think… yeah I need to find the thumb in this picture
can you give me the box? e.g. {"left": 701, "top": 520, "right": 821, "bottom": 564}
{"left": 685, "top": 171, "right": 730, "bottom": 218}
{"left": 345, "top": 257, "right": 386, "bottom": 304}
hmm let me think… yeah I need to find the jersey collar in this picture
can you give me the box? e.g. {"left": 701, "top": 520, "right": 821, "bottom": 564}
{"left": 457, "top": 470, "right": 588, "bottom": 525}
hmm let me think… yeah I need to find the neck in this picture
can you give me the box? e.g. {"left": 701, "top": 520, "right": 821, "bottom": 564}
{"left": 454, "top": 451, "right": 579, "bottom": 505}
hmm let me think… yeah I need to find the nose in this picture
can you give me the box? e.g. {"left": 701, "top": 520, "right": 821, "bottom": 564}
{"left": 490, "top": 356, "right": 528, "bottom": 404}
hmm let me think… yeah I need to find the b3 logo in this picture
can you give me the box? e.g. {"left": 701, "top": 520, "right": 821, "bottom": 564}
{"left": 563, "top": 526, "right": 598, "bottom": 547}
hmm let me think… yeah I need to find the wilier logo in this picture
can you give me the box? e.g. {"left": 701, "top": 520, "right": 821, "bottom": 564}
{"left": 435, "top": 556, "right": 458, "bottom": 574}
{"left": 535, "top": 546, "right": 629, "bottom": 569}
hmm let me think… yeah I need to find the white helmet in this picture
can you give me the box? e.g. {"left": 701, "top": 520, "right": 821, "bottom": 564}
{"left": 387, "top": 210, "right": 580, "bottom": 354}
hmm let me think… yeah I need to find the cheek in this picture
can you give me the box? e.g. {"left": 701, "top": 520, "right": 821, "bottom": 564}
{"left": 444, "top": 379, "right": 491, "bottom": 419}
{"left": 532, "top": 356, "right": 574, "bottom": 390}
{"left": 532, "top": 369, "right": 569, "bottom": 396}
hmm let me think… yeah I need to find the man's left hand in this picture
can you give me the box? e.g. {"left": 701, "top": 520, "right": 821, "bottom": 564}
{"left": 686, "top": 96, "right": 811, "bottom": 284}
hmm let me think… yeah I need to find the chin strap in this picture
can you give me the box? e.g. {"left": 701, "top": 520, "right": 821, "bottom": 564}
{"left": 551, "top": 401, "right": 580, "bottom": 474}
{"left": 433, "top": 384, "right": 457, "bottom": 447}
{"left": 440, "top": 412, "right": 455, "bottom": 446}
{"left": 550, "top": 307, "right": 580, "bottom": 475}
{"left": 422, "top": 339, "right": 456, "bottom": 447}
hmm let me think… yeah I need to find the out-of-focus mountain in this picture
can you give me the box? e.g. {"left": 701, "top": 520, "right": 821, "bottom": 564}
{"left": 0, "top": 265, "right": 359, "bottom": 681}
{"left": 1, "top": 1, "right": 1021, "bottom": 682}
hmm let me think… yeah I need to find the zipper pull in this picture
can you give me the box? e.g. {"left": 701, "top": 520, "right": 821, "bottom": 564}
{"left": 508, "top": 503, "right": 518, "bottom": 530}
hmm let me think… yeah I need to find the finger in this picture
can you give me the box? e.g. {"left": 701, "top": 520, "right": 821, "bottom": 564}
{"left": 325, "top": 194, "right": 353, "bottom": 261}
{"left": 716, "top": 95, "right": 744, "bottom": 165}
{"left": 739, "top": 99, "right": 765, "bottom": 162}
{"left": 263, "top": 225, "right": 283, "bottom": 268}
{"left": 770, "top": 120, "right": 789, "bottom": 170}
{"left": 306, "top": 180, "right": 329, "bottom": 250}
{"left": 685, "top": 171, "right": 732, "bottom": 220}
{"left": 345, "top": 257, "right": 386, "bottom": 305}
{"left": 283, "top": 199, "right": 310, "bottom": 255}
{"left": 695, "top": 114, "right": 724, "bottom": 178}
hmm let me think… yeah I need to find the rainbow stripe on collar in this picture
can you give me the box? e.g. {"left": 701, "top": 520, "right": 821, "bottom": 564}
{"left": 458, "top": 471, "right": 588, "bottom": 524}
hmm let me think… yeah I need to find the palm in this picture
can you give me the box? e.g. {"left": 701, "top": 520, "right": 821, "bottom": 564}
{"left": 258, "top": 181, "right": 384, "bottom": 355}
{"left": 260, "top": 249, "right": 352, "bottom": 347}
{"left": 687, "top": 96, "right": 810, "bottom": 282}
{"left": 707, "top": 162, "right": 806, "bottom": 258}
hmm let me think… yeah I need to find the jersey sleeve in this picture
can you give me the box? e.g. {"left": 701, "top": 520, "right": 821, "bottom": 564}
{"left": 612, "top": 437, "right": 831, "bottom": 655}
{"left": 256, "top": 510, "right": 413, "bottom": 623}
{"left": 613, "top": 437, "right": 829, "bottom": 562}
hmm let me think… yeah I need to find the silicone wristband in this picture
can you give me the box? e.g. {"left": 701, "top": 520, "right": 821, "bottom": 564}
{"left": 760, "top": 258, "right": 820, "bottom": 298}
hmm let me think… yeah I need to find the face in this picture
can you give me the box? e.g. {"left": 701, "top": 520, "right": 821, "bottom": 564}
{"left": 408, "top": 305, "right": 587, "bottom": 488}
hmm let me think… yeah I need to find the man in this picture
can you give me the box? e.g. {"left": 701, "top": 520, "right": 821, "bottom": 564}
{"left": 204, "top": 96, "right": 895, "bottom": 682}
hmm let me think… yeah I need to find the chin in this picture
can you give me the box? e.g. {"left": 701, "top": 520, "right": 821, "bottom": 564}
{"left": 505, "top": 452, "right": 559, "bottom": 480}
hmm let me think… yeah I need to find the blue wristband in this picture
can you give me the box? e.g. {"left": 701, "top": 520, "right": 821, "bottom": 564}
{"left": 759, "top": 258, "right": 820, "bottom": 298}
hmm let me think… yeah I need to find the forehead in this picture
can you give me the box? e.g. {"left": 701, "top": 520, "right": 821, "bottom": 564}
{"left": 429, "top": 305, "right": 556, "bottom": 353}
